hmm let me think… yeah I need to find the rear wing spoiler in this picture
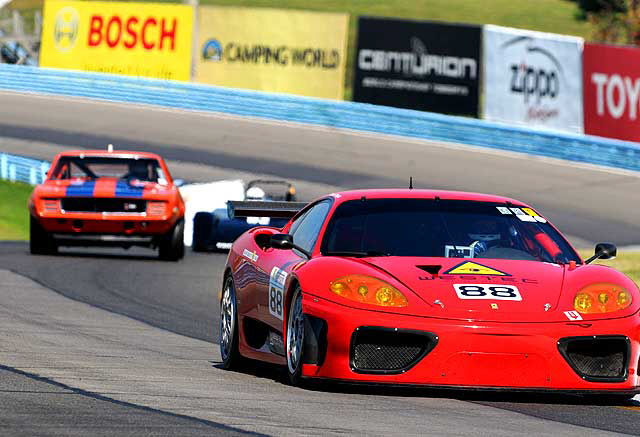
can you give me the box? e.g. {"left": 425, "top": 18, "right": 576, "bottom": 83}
{"left": 227, "top": 200, "right": 308, "bottom": 219}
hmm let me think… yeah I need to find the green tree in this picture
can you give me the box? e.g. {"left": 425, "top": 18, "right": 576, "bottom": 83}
{"left": 577, "top": 0, "right": 640, "bottom": 44}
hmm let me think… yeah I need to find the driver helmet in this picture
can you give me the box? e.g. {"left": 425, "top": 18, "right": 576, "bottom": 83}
{"left": 468, "top": 219, "right": 501, "bottom": 243}
{"left": 129, "top": 161, "right": 149, "bottom": 180}
{"left": 245, "top": 186, "right": 266, "bottom": 200}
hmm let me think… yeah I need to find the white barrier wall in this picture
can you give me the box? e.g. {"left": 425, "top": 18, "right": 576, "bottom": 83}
{"left": 483, "top": 25, "right": 584, "bottom": 133}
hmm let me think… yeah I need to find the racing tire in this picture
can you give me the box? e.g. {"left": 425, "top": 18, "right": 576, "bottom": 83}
{"left": 29, "top": 216, "right": 57, "bottom": 255}
{"left": 192, "top": 212, "right": 213, "bottom": 252}
{"left": 286, "top": 286, "right": 305, "bottom": 386}
{"left": 220, "top": 275, "right": 243, "bottom": 370}
{"left": 158, "top": 219, "right": 185, "bottom": 261}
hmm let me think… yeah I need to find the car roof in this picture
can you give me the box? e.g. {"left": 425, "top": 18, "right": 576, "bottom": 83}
{"left": 55, "top": 150, "right": 163, "bottom": 160}
{"left": 327, "top": 189, "right": 529, "bottom": 207}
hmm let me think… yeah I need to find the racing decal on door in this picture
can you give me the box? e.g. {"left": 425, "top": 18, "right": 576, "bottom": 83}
{"left": 454, "top": 284, "right": 522, "bottom": 301}
{"left": 269, "top": 267, "right": 288, "bottom": 320}
{"left": 444, "top": 261, "right": 510, "bottom": 276}
{"left": 242, "top": 249, "right": 259, "bottom": 263}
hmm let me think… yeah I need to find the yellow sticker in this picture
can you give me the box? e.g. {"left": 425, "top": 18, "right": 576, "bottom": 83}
{"left": 490, "top": 303, "right": 499, "bottom": 309}
{"left": 444, "top": 261, "right": 510, "bottom": 276}
{"left": 522, "top": 207, "right": 547, "bottom": 223}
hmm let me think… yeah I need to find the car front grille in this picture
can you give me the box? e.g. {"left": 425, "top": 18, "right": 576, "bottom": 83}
{"left": 350, "top": 327, "right": 437, "bottom": 374}
{"left": 61, "top": 197, "right": 147, "bottom": 213}
{"left": 558, "top": 336, "right": 630, "bottom": 382}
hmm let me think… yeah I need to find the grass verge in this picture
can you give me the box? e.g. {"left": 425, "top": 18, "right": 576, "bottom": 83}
{"left": 579, "top": 250, "right": 640, "bottom": 285}
{"left": 0, "top": 180, "right": 32, "bottom": 241}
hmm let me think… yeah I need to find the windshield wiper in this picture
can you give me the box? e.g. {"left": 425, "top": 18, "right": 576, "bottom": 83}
{"left": 324, "top": 250, "right": 390, "bottom": 258}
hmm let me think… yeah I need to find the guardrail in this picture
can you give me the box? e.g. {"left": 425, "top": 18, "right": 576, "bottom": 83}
{"left": 0, "top": 64, "right": 639, "bottom": 173}
{"left": 0, "top": 152, "right": 49, "bottom": 184}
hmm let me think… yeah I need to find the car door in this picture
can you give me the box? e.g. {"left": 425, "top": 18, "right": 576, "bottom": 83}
{"left": 259, "top": 199, "right": 333, "bottom": 331}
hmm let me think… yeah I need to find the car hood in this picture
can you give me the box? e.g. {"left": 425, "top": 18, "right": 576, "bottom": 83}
{"left": 360, "top": 257, "right": 569, "bottom": 322}
{"left": 36, "top": 178, "right": 176, "bottom": 199}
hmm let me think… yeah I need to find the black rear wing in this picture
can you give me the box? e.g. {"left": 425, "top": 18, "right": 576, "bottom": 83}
{"left": 227, "top": 200, "right": 308, "bottom": 219}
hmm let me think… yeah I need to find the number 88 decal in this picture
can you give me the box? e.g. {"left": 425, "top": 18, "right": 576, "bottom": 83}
{"left": 453, "top": 284, "right": 522, "bottom": 301}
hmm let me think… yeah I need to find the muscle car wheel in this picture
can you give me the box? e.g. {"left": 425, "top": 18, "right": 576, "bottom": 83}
{"left": 286, "top": 286, "right": 305, "bottom": 385}
{"left": 29, "top": 216, "right": 57, "bottom": 255}
{"left": 220, "top": 276, "right": 242, "bottom": 369}
{"left": 159, "top": 219, "right": 185, "bottom": 261}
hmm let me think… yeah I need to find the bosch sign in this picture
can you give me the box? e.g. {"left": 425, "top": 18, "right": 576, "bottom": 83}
{"left": 483, "top": 25, "right": 583, "bottom": 133}
{"left": 584, "top": 43, "right": 640, "bottom": 141}
{"left": 87, "top": 15, "right": 178, "bottom": 50}
{"left": 40, "top": 1, "right": 193, "bottom": 81}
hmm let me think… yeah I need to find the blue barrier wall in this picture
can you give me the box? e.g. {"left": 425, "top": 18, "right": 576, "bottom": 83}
{"left": 0, "top": 152, "right": 49, "bottom": 185}
{"left": 0, "top": 64, "right": 638, "bottom": 173}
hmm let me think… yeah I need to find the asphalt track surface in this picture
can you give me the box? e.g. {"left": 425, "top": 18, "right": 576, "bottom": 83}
{"left": 1, "top": 91, "right": 640, "bottom": 435}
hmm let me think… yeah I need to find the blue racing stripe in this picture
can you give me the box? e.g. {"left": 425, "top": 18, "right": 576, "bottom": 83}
{"left": 65, "top": 181, "right": 96, "bottom": 197}
{"left": 115, "top": 180, "right": 145, "bottom": 197}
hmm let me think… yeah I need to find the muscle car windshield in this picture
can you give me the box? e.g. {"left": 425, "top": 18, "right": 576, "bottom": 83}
{"left": 51, "top": 156, "right": 165, "bottom": 183}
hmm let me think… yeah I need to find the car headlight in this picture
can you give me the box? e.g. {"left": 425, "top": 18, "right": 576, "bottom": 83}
{"left": 573, "top": 283, "right": 632, "bottom": 314}
{"left": 329, "top": 275, "right": 408, "bottom": 308}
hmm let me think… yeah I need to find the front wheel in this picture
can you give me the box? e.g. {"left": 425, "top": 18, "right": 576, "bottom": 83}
{"left": 286, "top": 286, "right": 305, "bottom": 385}
{"left": 219, "top": 276, "right": 242, "bottom": 369}
{"left": 29, "top": 216, "right": 57, "bottom": 255}
{"left": 158, "top": 219, "right": 185, "bottom": 261}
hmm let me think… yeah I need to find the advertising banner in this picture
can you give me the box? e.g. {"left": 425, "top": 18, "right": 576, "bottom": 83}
{"left": 196, "top": 7, "right": 348, "bottom": 100}
{"left": 584, "top": 43, "right": 640, "bottom": 142}
{"left": 483, "top": 25, "right": 584, "bottom": 133}
{"left": 353, "top": 17, "right": 481, "bottom": 116}
{"left": 40, "top": 0, "right": 193, "bottom": 81}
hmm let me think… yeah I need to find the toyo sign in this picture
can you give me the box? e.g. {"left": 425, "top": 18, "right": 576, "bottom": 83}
{"left": 584, "top": 43, "right": 640, "bottom": 141}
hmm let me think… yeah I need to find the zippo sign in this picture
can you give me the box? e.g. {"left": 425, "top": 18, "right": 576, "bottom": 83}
{"left": 483, "top": 25, "right": 584, "bottom": 133}
{"left": 584, "top": 43, "right": 640, "bottom": 141}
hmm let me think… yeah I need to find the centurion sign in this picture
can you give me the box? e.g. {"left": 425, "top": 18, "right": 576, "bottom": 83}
{"left": 583, "top": 43, "right": 640, "bottom": 142}
{"left": 353, "top": 17, "right": 482, "bottom": 116}
{"left": 483, "top": 25, "right": 584, "bottom": 133}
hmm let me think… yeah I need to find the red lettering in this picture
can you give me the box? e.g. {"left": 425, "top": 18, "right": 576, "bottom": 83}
{"left": 88, "top": 15, "right": 103, "bottom": 46}
{"left": 124, "top": 17, "right": 139, "bottom": 49}
{"left": 141, "top": 18, "right": 157, "bottom": 50}
{"left": 159, "top": 18, "right": 177, "bottom": 51}
{"left": 105, "top": 16, "right": 122, "bottom": 48}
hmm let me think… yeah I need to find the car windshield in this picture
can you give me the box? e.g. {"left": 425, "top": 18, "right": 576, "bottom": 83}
{"left": 321, "top": 198, "right": 580, "bottom": 264}
{"left": 51, "top": 156, "right": 166, "bottom": 183}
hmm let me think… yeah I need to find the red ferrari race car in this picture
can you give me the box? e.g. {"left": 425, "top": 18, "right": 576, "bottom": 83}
{"left": 28, "top": 148, "right": 186, "bottom": 261}
{"left": 220, "top": 189, "right": 639, "bottom": 399}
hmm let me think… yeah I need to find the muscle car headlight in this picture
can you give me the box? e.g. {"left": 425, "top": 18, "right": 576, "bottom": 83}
{"left": 43, "top": 199, "right": 61, "bottom": 213}
{"left": 573, "top": 283, "right": 632, "bottom": 314}
{"left": 330, "top": 275, "right": 408, "bottom": 308}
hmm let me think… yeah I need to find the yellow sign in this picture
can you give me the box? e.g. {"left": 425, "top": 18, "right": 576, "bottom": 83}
{"left": 444, "top": 261, "right": 510, "bottom": 276}
{"left": 196, "top": 6, "right": 348, "bottom": 99}
{"left": 40, "top": 0, "right": 193, "bottom": 81}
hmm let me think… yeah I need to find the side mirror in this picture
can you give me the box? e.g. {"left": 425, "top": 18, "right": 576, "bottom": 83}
{"left": 173, "top": 179, "right": 185, "bottom": 187}
{"left": 269, "top": 233, "right": 311, "bottom": 259}
{"left": 585, "top": 242, "right": 617, "bottom": 264}
{"left": 270, "top": 233, "right": 294, "bottom": 250}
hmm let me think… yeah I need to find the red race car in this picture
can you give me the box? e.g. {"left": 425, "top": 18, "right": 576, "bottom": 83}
{"left": 220, "top": 189, "right": 639, "bottom": 399}
{"left": 28, "top": 148, "right": 185, "bottom": 261}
